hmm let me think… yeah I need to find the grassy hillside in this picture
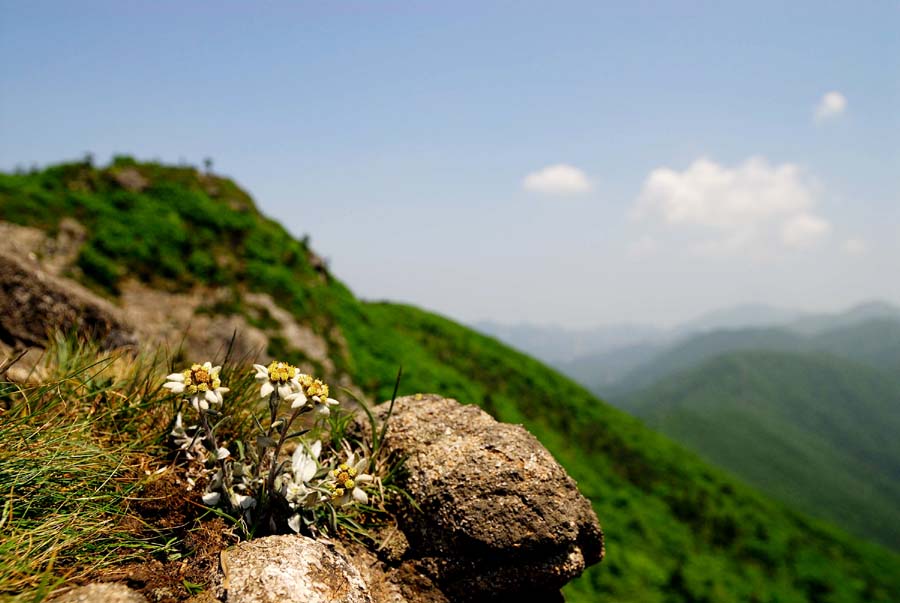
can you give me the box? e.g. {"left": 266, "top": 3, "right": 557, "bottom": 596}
{"left": 3, "top": 159, "right": 900, "bottom": 602}
{"left": 622, "top": 350, "right": 900, "bottom": 550}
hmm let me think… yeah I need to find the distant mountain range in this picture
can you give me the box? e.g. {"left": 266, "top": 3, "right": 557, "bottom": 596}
{"left": 477, "top": 304, "right": 900, "bottom": 550}
{"left": 476, "top": 301, "right": 900, "bottom": 390}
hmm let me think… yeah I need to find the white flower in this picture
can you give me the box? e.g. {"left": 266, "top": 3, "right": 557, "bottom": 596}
{"left": 202, "top": 491, "right": 221, "bottom": 506}
{"left": 253, "top": 361, "right": 306, "bottom": 405}
{"left": 292, "top": 440, "right": 321, "bottom": 484}
{"left": 316, "top": 396, "right": 340, "bottom": 416}
{"left": 284, "top": 440, "right": 322, "bottom": 508}
{"left": 164, "top": 362, "right": 229, "bottom": 412}
{"left": 287, "top": 514, "right": 302, "bottom": 533}
{"left": 327, "top": 452, "right": 373, "bottom": 506}
{"left": 296, "top": 374, "right": 340, "bottom": 415}
{"left": 233, "top": 492, "right": 256, "bottom": 510}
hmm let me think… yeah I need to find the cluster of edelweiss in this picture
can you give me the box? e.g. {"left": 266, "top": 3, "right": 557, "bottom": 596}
{"left": 163, "top": 360, "right": 373, "bottom": 534}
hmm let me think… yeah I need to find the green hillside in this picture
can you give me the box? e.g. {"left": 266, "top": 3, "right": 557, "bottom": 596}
{"left": 2, "top": 159, "right": 900, "bottom": 602}
{"left": 622, "top": 350, "right": 900, "bottom": 551}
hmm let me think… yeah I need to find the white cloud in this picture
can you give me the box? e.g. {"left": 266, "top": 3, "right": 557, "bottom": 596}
{"left": 843, "top": 237, "right": 868, "bottom": 256}
{"left": 781, "top": 213, "right": 832, "bottom": 247}
{"left": 814, "top": 91, "right": 847, "bottom": 123}
{"left": 634, "top": 156, "right": 830, "bottom": 254}
{"left": 522, "top": 164, "right": 592, "bottom": 195}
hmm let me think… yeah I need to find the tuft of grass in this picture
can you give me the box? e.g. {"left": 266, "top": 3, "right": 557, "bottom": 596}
{"left": 0, "top": 337, "right": 184, "bottom": 601}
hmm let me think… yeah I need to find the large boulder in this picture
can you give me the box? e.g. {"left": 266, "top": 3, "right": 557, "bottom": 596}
{"left": 369, "top": 395, "right": 604, "bottom": 602}
{"left": 0, "top": 251, "right": 137, "bottom": 349}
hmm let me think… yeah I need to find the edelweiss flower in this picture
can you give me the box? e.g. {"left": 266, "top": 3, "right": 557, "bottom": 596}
{"left": 284, "top": 440, "right": 322, "bottom": 509}
{"left": 293, "top": 440, "right": 322, "bottom": 485}
{"left": 253, "top": 361, "right": 305, "bottom": 406}
{"left": 327, "top": 452, "right": 372, "bottom": 506}
{"left": 297, "top": 374, "right": 340, "bottom": 415}
{"left": 164, "top": 362, "right": 229, "bottom": 412}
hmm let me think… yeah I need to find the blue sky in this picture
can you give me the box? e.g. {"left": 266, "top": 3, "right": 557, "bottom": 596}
{"left": 1, "top": 1, "right": 898, "bottom": 327}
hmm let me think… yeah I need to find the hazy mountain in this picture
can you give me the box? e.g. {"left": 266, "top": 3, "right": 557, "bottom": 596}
{"left": 597, "top": 316, "right": 900, "bottom": 396}
{"left": 482, "top": 302, "right": 900, "bottom": 394}
{"left": 787, "top": 301, "right": 900, "bottom": 336}
{"left": 472, "top": 320, "right": 662, "bottom": 364}
{"left": 621, "top": 350, "right": 900, "bottom": 550}
{"left": 673, "top": 303, "right": 808, "bottom": 335}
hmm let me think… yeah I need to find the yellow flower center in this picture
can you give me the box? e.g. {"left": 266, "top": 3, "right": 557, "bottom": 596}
{"left": 266, "top": 361, "right": 296, "bottom": 385}
{"left": 307, "top": 378, "right": 329, "bottom": 400}
{"left": 183, "top": 364, "right": 221, "bottom": 394}
{"left": 330, "top": 463, "right": 358, "bottom": 490}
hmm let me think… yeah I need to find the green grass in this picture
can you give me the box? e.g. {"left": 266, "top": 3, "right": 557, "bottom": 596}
{"left": 3, "top": 158, "right": 900, "bottom": 602}
{"left": 0, "top": 338, "right": 178, "bottom": 600}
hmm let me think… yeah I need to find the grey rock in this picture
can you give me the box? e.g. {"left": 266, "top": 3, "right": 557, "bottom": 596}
{"left": 0, "top": 251, "right": 136, "bottom": 349}
{"left": 217, "top": 535, "right": 371, "bottom": 603}
{"left": 369, "top": 395, "right": 604, "bottom": 601}
{"left": 48, "top": 583, "right": 147, "bottom": 603}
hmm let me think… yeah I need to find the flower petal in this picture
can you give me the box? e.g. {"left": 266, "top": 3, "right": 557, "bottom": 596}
{"left": 253, "top": 364, "right": 269, "bottom": 379}
{"left": 236, "top": 494, "right": 256, "bottom": 509}
{"left": 260, "top": 381, "right": 274, "bottom": 398}
{"left": 163, "top": 382, "right": 186, "bottom": 393}
{"left": 278, "top": 384, "right": 293, "bottom": 400}
{"left": 300, "top": 461, "right": 316, "bottom": 483}
{"left": 310, "top": 440, "right": 322, "bottom": 458}
{"left": 352, "top": 487, "right": 368, "bottom": 504}
{"left": 290, "top": 393, "right": 308, "bottom": 409}
{"left": 202, "top": 492, "right": 221, "bottom": 506}
{"left": 166, "top": 373, "right": 185, "bottom": 382}
{"left": 205, "top": 390, "right": 218, "bottom": 405}
{"left": 287, "top": 514, "right": 302, "bottom": 533}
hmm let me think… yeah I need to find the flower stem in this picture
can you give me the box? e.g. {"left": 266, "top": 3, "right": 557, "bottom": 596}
{"left": 265, "top": 405, "right": 303, "bottom": 494}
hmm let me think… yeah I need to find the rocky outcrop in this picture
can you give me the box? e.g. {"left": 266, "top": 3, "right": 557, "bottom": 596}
{"left": 0, "top": 251, "right": 136, "bottom": 349}
{"left": 360, "top": 395, "right": 604, "bottom": 602}
{"left": 0, "top": 220, "right": 340, "bottom": 380}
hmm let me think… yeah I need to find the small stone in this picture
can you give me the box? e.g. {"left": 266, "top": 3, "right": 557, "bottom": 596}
{"left": 47, "top": 583, "right": 147, "bottom": 603}
{"left": 217, "top": 535, "right": 371, "bottom": 603}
